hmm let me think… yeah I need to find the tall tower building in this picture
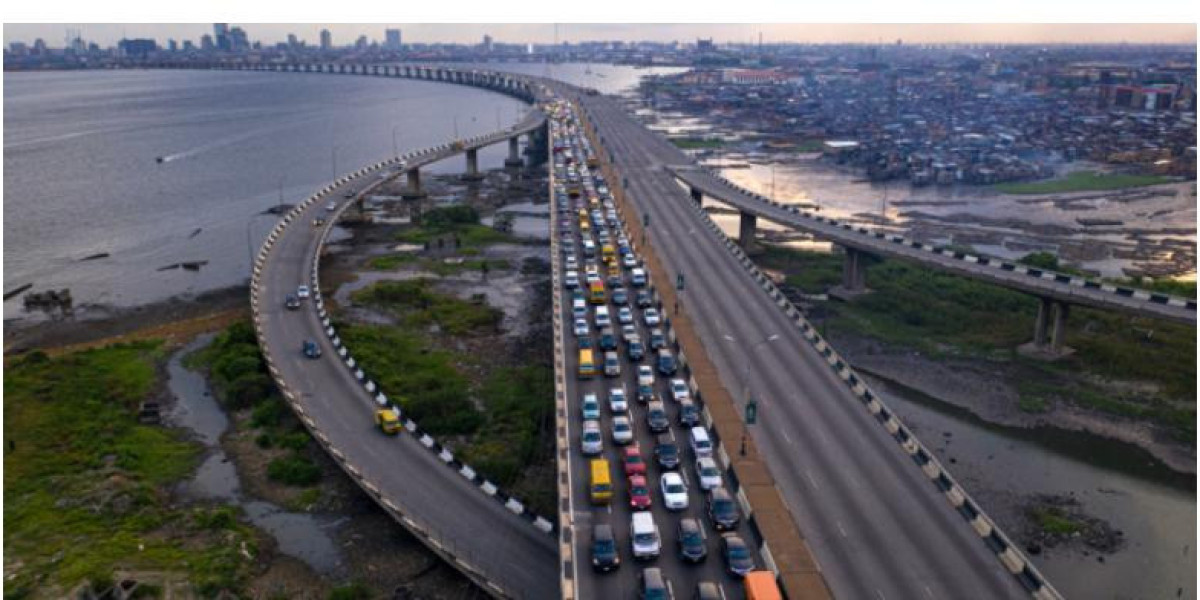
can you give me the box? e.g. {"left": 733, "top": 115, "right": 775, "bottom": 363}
{"left": 213, "top": 23, "right": 230, "bottom": 51}
{"left": 385, "top": 28, "right": 402, "bottom": 50}
{"left": 320, "top": 29, "right": 332, "bottom": 51}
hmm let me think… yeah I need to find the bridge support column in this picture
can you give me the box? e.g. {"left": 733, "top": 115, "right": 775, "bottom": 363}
{"left": 463, "top": 148, "right": 484, "bottom": 181}
{"left": 829, "top": 246, "right": 871, "bottom": 301}
{"left": 1019, "top": 297, "right": 1074, "bottom": 359}
{"left": 690, "top": 187, "right": 703, "bottom": 204}
{"left": 402, "top": 168, "right": 426, "bottom": 199}
{"left": 504, "top": 136, "right": 524, "bottom": 168}
{"left": 738, "top": 211, "right": 758, "bottom": 253}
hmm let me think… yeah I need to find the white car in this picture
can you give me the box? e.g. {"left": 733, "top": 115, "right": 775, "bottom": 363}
{"left": 617, "top": 306, "right": 634, "bottom": 325}
{"left": 325, "top": 201, "right": 338, "bottom": 211}
{"left": 622, "top": 253, "right": 638, "bottom": 269}
{"left": 631, "top": 512, "right": 661, "bottom": 559}
{"left": 565, "top": 255, "right": 578, "bottom": 271}
{"left": 296, "top": 285, "right": 310, "bottom": 299}
{"left": 585, "top": 270, "right": 601, "bottom": 285}
{"left": 581, "top": 393, "right": 601, "bottom": 421}
{"left": 594, "top": 306, "right": 611, "bottom": 329}
{"left": 565, "top": 271, "right": 580, "bottom": 289}
{"left": 643, "top": 308, "right": 660, "bottom": 326}
{"left": 621, "top": 324, "right": 638, "bottom": 342}
{"left": 660, "top": 472, "right": 689, "bottom": 510}
{"left": 573, "top": 318, "right": 589, "bottom": 337}
{"left": 637, "top": 365, "right": 655, "bottom": 388}
{"left": 669, "top": 379, "right": 690, "bottom": 402}
{"left": 695, "top": 457, "right": 722, "bottom": 491}
{"left": 609, "top": 387, "right": 629, "bottom": 413}
{"left": 612, "top": 415, "right": 634, "bottom": 445}
{"left": 581, "top": 421, "right": 603, "bottom": 456}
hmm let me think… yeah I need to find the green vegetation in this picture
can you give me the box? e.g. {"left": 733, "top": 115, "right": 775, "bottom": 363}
{"left": 353, "top": 279, "right": 501, "bottom": 335}
{"left": 1108, "top": 276, "right": 1196, "bottom": 299}
{"left": 394, "top": 205, "right": 515, "bottom": 249}
{"left": 329, "top": 582, "right": 373, "bottom": 600}
{"left": 369, "top": 253, "right": 511, "bottom": 277}
{"left": 1029, "top": 506, "right": 1084, "bottom": 535}
{"left": 670, "top": 137, "right": 725, "bottom": 149}
{"left": 994, "top": 170, "right": 1173, "bottom": 195}
{"left": 366, "top": 253, "right": 419, "bottom": 270}
{"left": 267, "top": 456, "right": 322, "bottom": 486}
{"left": 4, "top": 343, "right": 258, "bottom": 597}
{"left": 758, "top": 245, "right": 1196, "bottom": 441}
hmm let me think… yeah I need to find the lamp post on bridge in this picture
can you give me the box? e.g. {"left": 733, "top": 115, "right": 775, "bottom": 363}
{"left": 723, "top": 332, "right": 780, "bottom": 456}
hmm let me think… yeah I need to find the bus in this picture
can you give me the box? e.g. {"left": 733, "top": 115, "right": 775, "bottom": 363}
{"left": 578, "top": 349, "right": 597, "bottom": 379}
{"left": 589, "top": 280, "right": 606, "bottom": 305}
{"left": 601, "top": 244, "right": 616, "bottom": 265}
{"left": 589, "top": 458, "right": 612, "bottom": 504}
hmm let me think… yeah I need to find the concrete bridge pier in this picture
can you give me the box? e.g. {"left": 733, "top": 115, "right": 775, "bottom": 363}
{"left": 402, "top": 168, "right": 426, "bottom": 199}
{"left": 526, "top": 124, "right": 550, "bottom": 165}
{"left": 1020, "top": 297, "right": 1073, "bottom": 358}
{"left": 463, "top": 148, "right": 485, "bottom": 181}
{"left": 504, "top": 136, "right": 524, "bottom": 168}
{"left": 738, "top": 210, "right": 758, "bottom": 252}
{"left": 829, "top": 246, "right": 871, "bottom": 300}
{"left": 690, "top": 187, "right": 703, "bottom": 204}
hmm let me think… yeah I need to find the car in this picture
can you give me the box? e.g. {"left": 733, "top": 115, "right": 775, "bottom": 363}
{"left": 611, "top": 287, "right": 629, "bottom": 306}
{"left": 578, "top": 335, "right": 594, "bottom": 350}
{"left": 631, "top": 268, "right": 647, "bottom": 287}
{"left": 707, "top": 487, "right": 741, "bottom": 531}
{"left": 627, "top": 339, "right": 646, "bottom": 362}
{"left": 637, "top": 365, "right": 655, "bottom": 389}
{"left": 654, "top": 434, "right": 680, "bottom": 469}
{"left": 621, "top": 324, "right": 638, "bottom": 342}
{"left": 296, "top": 285, "right": 310, "bottom": 299}
{"left": 609, "top": 387, "right": 629, "bottom": 413}
{"left": 623, "top": 445, "right": 648, "bottom": 477}
{"left": 581, "top": 421, "right": 603, "bottom": 456}
{"left": 678, "top": 399, "right": 700, "bottom": 428}
{"left": 693, "top": 581, "right": 722, "bottom": 600}
{"left": 342, "top": 189, "right": 356, "bottom": 199}
{"left": 618, "top": 306, "right": 634, "bottom": 325}
{"left": 623, "top": 253, "right": 638, "bottom": 269}
{"left": 302, "top": 340, "right": 321, "bottom": 359}
{"left": 565, "top": 255, "right": 579, "bottom": 271}
{"left": 646, "top": 401, "right": 670, "bottom": 433}
{"left": 660, "top": 472, "right": 688, "bottom": 510}
{"left": 604, "top": 351, "right": 622, "bottom": 377}
{"left": 599, "top": 328, "right": 618, "bottom": 351}
{"left": 574, "top": 318, "right": 590, "bottom": 337}
{"left": 628, "top": 475, "right": 652, "bottom": 510}
{"left": 640, "top": 567, "right": 670, "bottom": 600}
{"left": 695, "top": 457, "right": 722, "bottom": 491}
{"left": 284, "top": 294, "right": 300, "bottom": 310}
{"left": 643, "top": 308, "right": 661, "bottom": 326}
{"left": 630, "top": 512, "right": 661, "bottom": 559}
{"left": 612, "top": 415, "right": 635, "bottom": 445}
{"left": 721, "top": 534, "right": 755, "bottom": 577}
{"left": 573, "top": 298, "right": 589, "bottom": 320}
{"left": 669, "top": 379, "right": 690, "bottom": 402}
{"left": 677, "top": 518, "right": 708, "bottom": 563}
{"left": 565, "top": 271, "right": 580, "bottom": 289}
{"left": 657, "top": 349, "right": 678, "bottom": 375}
{"left": 649, "top": 329, "right": 666, "bottom": 350}
{"left": 591, "top": 523, "right": 621, "bottom": 572}
{"left": 311, "top": 217, "right": 325, "bottom": 228}
{"left": 326, "top": 200, "right": 338, "bottom": 211}
{"left": 595, "top": 306, "right": 612, "bottom": 329}
{"left": 582, "top": 393, "right": 601, "bottom": 421}
{"left": 636, "top": 290, "right": 653, "bottom": 308}
{"left": 585, "top": 270, "right": 601, "bottom": 286}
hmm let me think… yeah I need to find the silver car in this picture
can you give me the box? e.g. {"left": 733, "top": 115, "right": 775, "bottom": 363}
{"left": 581, "top": 421, "right": 603, "bottom": 456}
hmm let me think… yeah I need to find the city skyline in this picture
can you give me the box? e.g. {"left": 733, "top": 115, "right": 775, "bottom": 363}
{"left": 5, "top": 23, "right": 1197, "bottom": 48}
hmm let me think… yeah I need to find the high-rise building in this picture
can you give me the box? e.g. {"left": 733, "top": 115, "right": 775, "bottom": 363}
{"left": 213, "top": 23, "right": 230, "bottom": 51}
{"left": 229, "top": 27, "right": 249, "bottom": 52}
{"left": 167, "top": 38, "right": 178, "bottom": 52}
{"left": 118, "top": 38, "right": 157, "bottom": 58}
{"left": 200, "top": 34, "right": 214, "bottom": 51}
{"left": 320, "top": 29, "right": 332, "bottom": 51}
{"left": 483, "top": 34, "right": 493, "bottom": 53}
{"left": 385, "top": 28, "right": 401, "bottom": 50}
{"left": 287, "top": 33, "right": 298, "bottom": 50}
{"left": 355, "top": 35, "right": 368, "bottom": 50}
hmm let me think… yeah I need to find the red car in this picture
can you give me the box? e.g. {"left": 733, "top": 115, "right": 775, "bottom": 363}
{"left": 628, "top": 475, "right": 652, "bottom": 510}
{"left": 623, "top": 446, "right": 648, "bottom": 477}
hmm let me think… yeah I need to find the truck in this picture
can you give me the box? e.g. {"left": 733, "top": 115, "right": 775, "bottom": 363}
{"left": 744, "top": 571, "right": 782, "bottom": 600}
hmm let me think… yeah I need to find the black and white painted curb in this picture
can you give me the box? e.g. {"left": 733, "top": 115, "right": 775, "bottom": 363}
{"left": 679, "top": 165, "right": 1195, "bottom": 317}
{"left": 661, "top": 164, "right": 1065, "bottom": 600}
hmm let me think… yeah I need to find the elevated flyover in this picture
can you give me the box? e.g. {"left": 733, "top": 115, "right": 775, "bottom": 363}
{"left": 245, "top": 65, "right": 561, "bottom": 598}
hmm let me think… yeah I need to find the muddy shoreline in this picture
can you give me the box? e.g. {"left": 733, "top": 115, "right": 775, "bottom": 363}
{"left": 830, "top": 331, "right": 1196, "bottom": 475}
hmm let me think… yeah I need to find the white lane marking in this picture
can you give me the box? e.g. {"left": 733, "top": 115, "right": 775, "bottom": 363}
{"left": 924, "top": 585, "right": 935, "bottom": 600}
{"left": 717, "top": 583, "right": 728, "bottom": 600}
{"left": 837, "top": 520, "right": 848, "bottom": 538}
{"left": 876, "top": 590, "right": 887, "bottom": 600}
{"left": 805, "top": 469, "right": 820, "bottom": 490}
{"left": 781, "top": 429, "right": 794, "bottom": 445}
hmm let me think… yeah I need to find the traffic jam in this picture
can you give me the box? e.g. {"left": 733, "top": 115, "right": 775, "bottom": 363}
{"left": 549, "top": 98, "right": 778, "bottom": 600}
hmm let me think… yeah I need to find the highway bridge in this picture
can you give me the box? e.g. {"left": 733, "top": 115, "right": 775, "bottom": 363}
{"left": 180, "top": 59, "right": 1188, "bottom": 598}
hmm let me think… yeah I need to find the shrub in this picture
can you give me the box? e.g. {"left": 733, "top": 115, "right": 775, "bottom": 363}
{"left": 267, "top": 456, "right": 321, "bottom": 486}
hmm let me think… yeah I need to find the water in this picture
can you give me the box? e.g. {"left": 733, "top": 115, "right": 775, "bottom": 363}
{"left": 870, "top": 376, "right": 1195, "bottom": 600}
{"left": 3, "top": 69, "right": 528, "bottom": 320}
{"left": 166, "top": 335, "right": 343, "bottom": 574}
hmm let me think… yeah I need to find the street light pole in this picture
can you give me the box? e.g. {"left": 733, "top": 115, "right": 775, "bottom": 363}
{"left": 391, "top": 125, "right": 400, "bottom": 160}
{"left": 331, "top": 145, "right": 338, "bottom": 180}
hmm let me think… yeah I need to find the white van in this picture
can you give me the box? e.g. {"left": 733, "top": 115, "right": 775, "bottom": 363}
{"left": 690, "top": 426, "right": 713, "bottom": 459}
{"left": 630, "top": 511, "right": 661, "bottom": 559}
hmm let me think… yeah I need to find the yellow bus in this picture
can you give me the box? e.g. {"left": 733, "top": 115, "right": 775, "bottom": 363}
{"left": 601, "top": 244, "right": 616, "bottom": 264}
{"left": 589, "top": 458, "right": 613, "bottom": 504}
{"left": 578, "top": 349, "right": 596, "bottom": 379}
{"left": 589, "top": 280, "right": 606, "bottom": 305}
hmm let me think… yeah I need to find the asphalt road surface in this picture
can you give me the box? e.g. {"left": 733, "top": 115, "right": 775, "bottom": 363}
{"left": 562, "top": 88, "right": 1032, "bottom": 600}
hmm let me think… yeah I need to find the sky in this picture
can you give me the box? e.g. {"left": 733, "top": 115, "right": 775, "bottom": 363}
{"left": 4, "top": 23, "right": 1197, "bottom": 48}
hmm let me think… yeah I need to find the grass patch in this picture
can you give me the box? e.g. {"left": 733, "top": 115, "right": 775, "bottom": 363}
{"left": 670, "top": 137, "right": 725, "bottom": 149}
{"left": 458, "top": 366, "right": 554, "bottom": 486}
{"left": 393, "top": 205, "right": 515, "bottom": 249}
{"left": 4, "top": 343, "right": 258, "bottom": 596}
{"left": 1030, "top": 506, "right": 1083, "bottom": 535}
{"left": 366, "top": 253, "right": 419, "bottom": 270}
{"left": 267, "top": 456, "right": 322, "bottom": 486}
{"left": 762, "top": 245, "right": 1196, "bottom": 441}
{"left": 994, "top": 171, "right": 1173, "bottom": 195}
{"left": 352, "top": 279, "right": 501, "bottom": 336}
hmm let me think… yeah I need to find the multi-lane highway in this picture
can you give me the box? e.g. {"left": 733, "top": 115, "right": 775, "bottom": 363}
{"left": 550, "top": 108, "right": 765, "bottom": 600}
{"left": 561, "top": 86, "right": 1039, "bottom": 599}
{"left": 251, "top": 93, "right": 558, "bottom": 597}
